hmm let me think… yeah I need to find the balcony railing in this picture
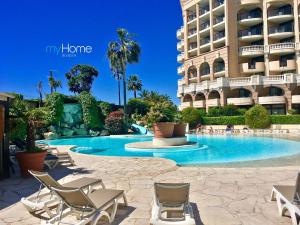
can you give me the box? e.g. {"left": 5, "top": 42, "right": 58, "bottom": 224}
{"left": 239, "top": 12, "right": 262, "bottom": 21}
{"left": 188, "top": 28, "right": 197, "bottom": 36}
{"left": 200, "top": 22, "right": 210, "bottom": 30}
{"left": 239, "top": 29, "right": 262, "bottom": 37}
{"left": 269, "top": 25, "right": 293, "bottom": 34}
{"left": 214, "top": 16, "right": 224, "bottom": 25}
{"left": 268, "top": 8, "right": 292, "bottom": 17}
{"left": 214, "top": 31, "right": 225, "bottom": 40}
{"left": 239, "top": 45, "right": 264, "bottom": 54}
{"left": 214, "top": 0, "right": 224, "bottom": 8}
{"left": 188, "top": 14, "right": 197, "bottom": 22}
{"left": 200, "top": 38, "right": 210, "bottom": 45}
{"left": 199, "top": 6, "right": 210, "bottom": 15}
{"left": 269, "top": 42, "right": 295, "bottom": 51}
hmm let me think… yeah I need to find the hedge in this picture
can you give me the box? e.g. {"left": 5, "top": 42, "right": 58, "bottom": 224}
{"left": 270, "top": 115, "right": 300, "bottom": 124}
{"left": 202, "top": 116, "right": 245, "bottom": 125}
{"left": 202, "top": 115, "right": 300, "bottom": 125}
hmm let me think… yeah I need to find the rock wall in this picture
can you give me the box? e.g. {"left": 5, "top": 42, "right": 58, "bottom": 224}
{"left": 60, "top": 104, "right": 88, "bottom": 136}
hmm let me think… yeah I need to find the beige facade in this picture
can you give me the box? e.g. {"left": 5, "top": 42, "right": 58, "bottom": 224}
{"left": 177, "top": 0, "right": 300, "bottom": 114}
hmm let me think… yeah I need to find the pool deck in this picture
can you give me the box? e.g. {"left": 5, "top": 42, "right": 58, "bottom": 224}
{"left": 0, "top": 144, "right": 300, "bottom": 225}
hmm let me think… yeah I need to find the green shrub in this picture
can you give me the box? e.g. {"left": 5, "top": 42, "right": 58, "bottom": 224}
{"left": 207, "top": 104, "right": 241, "bottom": 117}
{"left": 9, "top": 118, "right": 27, "bottom": 142}
{"left": 78, "top": 92, "right": 103, "bottom": 129}
{"left": 9, "top": 94, "right": 29, "bottom": 118}
{"left": 288, "top": 109, "right": 297, "bottom": 115}
{"left": 127, "top": 98, "right": 149, "bottom": 116}
{"left": 27, "top": 107, "right": 49, "bottom": 123}
{"left": 98, "top": 101, "right": 112, "bottom": 117}
{"left": 202, "top": 116, "right": 245, "bottom": 125}
{"left": 181, "top": 107, "right": 203, "bottom": 128}
{"left": 245, "top": 105, "right": 271, "bottom": 129}
{"left": 45, "top": 93, "right": 64, "bottom": 125}
{"left": 105, "top": 111, "right": 127, "bottom": 134}
{"left": 270, "top": 115, "right": 300, "bottom": 124}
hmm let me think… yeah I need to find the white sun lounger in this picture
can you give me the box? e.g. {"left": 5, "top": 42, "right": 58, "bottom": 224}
{"left": 21, "top": 170, "right": 105, "bottom": 218}
{"left": 271, "top": 172, "right": 300, "bottom": 225}
{"left": 150, "top": 183, "right": 195, "bottom": 225}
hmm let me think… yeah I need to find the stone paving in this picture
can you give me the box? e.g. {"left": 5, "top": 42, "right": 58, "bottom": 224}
{"left": 0, "top": 146, "right": 298, "bottom": 225}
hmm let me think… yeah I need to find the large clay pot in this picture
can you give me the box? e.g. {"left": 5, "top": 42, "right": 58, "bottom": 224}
{"left": 153, "top": 122, "right": 175, "bottom": 138}
{"left": 173, "top": 123, "right": 187, "bottom": 137}
{"left": 16, "top": 151, "right": 47, "bottom": 177}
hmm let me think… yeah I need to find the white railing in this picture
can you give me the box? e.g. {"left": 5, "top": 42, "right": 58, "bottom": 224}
{"left": 239, "top": 45, "right": 264, "bottom": 54}
{"left": 177, "top": 26, "right": 184, "bottom": 38}
{"left": 229, "top": 77, "right": 251, "bottom": 86}
{"left": 178, "top": 74, "right": 299, "bottom": 95}
{"left": 269, "top": 42, "right": 295, "bottom": 50}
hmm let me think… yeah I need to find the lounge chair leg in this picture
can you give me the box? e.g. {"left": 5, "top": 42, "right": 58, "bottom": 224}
{"left": 91, "top": 211, "right": 111, "bottom": 225}
{"left": 123, "top": 193, "right": 128, "bottom": 206}
{"left": 100, "top": 181, "right": 106, "bottom": 189}
{"left": 290, "top": 208, "right": 299, "bottom": 225}
{"left": 270, "top": 188, "right": 276, "bottom": 201}
{"left": 109, "top": 199, "right": 118, "bottom": 223}
{"left": 276, "top": 196, "right": 284, "bottom": 216}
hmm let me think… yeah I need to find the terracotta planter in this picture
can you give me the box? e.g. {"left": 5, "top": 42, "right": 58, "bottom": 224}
{"left": 173, "top": 123, "right": 187, "bottom": 137}
{"left": 16, "top": 151, "right": 47, "bottom": 177}
{"left": 153, "top": 122, "right": 175, "bottom": 138}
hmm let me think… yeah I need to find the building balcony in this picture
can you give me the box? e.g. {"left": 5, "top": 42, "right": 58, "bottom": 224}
{"left": 194, "top": 100, "right": 205, "bottom": 108}
{"left": 178, "top": 65, "right": 185, "bottom": 75}
{"left": 213, "top": 0, "right": 224, "bottom": 13}
{"left": 228, "top": 77, "right": 252, "bottom": 87}
{"left": 177, "top": 26, "right": 184, "bottom": 40}
{"left": 269, "top": 43, "right": 295, "bottom": 55}
{"left": 240, "top": 0, "right": 261, "bottom": 6}
{"left": 292, "top": 95, "right": 300, "bottom": 104}
{"left": 188, "top": 43, "right": 198, "bottom": 53}
{"left": 238, "top": 14, "right": 263, "bottom": 26}
{"left": 213, "top": 17, "right": 225, "bottom": 30}
{"left": 213, "top": 32, "right": 225, "bottom": 44}
{"left": 227, "top": 97, "right": 253, "bottom": 106}
{"left": 214, "top": 71, "right": 225, "bottom": 78}
{"left": 268, "top": 9, "right": 293, "bottom": 23}
{"left": 199, "top": 22, "right": 210, "bottom": 34}
{"left": 200, "top": 39, "right": 211, "bottom": 50}
{"left": 258, "top": 96, "right": 286, "bottom": 105}
{"left": 177, "top": 53, "right": 184, "bottom": 63}
{"left": 268, "top": 26, "right": 294, "bottom": 39}
{"left": 207, "top": 98, "right": 220, "bottom": 107}
{"left": 189, "top": 77, "right": 198, "bottom": 83}
{"left": 238, "top": 30, "right": 263, "bottom": 42}
{"left": 269, "top": 59, "right": 296, "bottom": 72}
{"left": 187, "top": 14, "right": 197, "bottom": 23}
{"left": 239, "top": 45, "right": 264, "bottom": 57}
{"left": 177, "top": 41, "right": 184, "bottom": 51}
{"left": 267, "top": 0, "right": 286, "bottom": 3}
{"left": 240, "top": 62, "right": 265, "bottom": 74}
{"left": 199, "top": 7, "right": 210, "bottom": 19}
{"left": 188, "top": 28, "right": 197, "bottom": 38}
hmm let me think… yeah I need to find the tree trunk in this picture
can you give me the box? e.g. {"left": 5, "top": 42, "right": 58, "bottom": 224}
{"left": 134, "top": 90, "right": 137, "bottom": 98}
{"left": 26, "top": 121, "right": 36, "bottom": 151}
{"left": 118, "top": 79, "right": 121, "bottom": 106}
{"left": 39, "top": 93, "right": 43, "bottom": 107}
{"left": 123, "top": 74, "right": 127, "bottom": 124}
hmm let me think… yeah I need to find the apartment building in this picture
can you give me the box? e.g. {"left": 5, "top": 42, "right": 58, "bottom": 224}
{"left": 177, "top": 0, "right": 300, "bottom": 114}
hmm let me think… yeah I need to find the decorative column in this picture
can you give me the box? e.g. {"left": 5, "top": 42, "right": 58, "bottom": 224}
{"left": 263, "top": 1, "right": 269, "bottom": 76}
{"left": 196, "top": 3, "right": 200, "bottom": 56}
{"left": 293, "top": 0, "right": 300, "bottom": 73}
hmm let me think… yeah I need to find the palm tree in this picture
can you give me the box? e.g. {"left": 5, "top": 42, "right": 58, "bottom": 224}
{"left": 48, "top": 71, "right": 62, "bottom": 93}
{"left": 127, "top": 75, "right": 142, "bottom": 98}
{"left": 36, "top": 81, "right": 43, "bottom": 107}
{"left": 107, "top": 28, "right": 141, "bottom": 119}
{"left": 107, "top": 47, "right": 123, "bottom": 105}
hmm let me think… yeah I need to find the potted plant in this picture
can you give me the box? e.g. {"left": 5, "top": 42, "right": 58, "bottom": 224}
{"left": 143, "top": 103, "right": 176, "bottom": 138}
{"left": 16, "top": 108, "right": 47, "bottom": 177}
{"left": 173, "top": 113, "right": 187, "bottom": 137}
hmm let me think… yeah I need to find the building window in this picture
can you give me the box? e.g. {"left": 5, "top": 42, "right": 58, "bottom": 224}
{"left": 264, "top": 104, "right": 286, "bottom": 115}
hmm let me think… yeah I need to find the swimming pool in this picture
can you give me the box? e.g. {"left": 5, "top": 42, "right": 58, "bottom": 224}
{"left": 41, "top": 135, "right": 300, "bottom": 165}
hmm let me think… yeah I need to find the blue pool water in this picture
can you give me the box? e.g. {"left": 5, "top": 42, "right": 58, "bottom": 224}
{"left": 41, "top": 135, "right": 300, "bottom": 165}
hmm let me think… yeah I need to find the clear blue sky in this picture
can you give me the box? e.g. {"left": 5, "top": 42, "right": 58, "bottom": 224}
{"left": 0, "top": 0, "right": 183, "bottom": 105}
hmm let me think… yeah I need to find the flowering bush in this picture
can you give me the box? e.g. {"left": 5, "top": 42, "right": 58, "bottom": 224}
{"left": 105, "top": 111, "right": 127, "bottom": 134}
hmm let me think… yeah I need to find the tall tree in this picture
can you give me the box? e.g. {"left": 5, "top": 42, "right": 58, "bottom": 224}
{"left": 107, "top": 47, "right": 123, "bottom": 106}
{"left": 65, "top": 65, "right": 99, "bottom": 94}
{"left": 107, "top": 28, "right": 141, "bottom": 120}
{"left": 48, "top": 71, "right": 62, "bottom": 93}
{"left": 36, "top": 81, "right": 43, "bottom": 107}
{"left": 127, "top": 74, "right": 142, "bottom": 98}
